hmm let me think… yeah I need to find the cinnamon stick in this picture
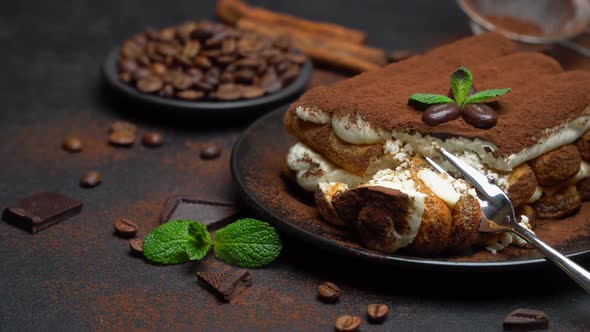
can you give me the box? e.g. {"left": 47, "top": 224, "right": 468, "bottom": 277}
{"left": 237, "top": 18, "right": 384, "bottom": 73}
{"left": 217, "top": 0, "right": 367, "bottom": 45}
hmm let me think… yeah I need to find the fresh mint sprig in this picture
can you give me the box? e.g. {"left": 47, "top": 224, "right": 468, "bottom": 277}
{"left": 143, "top": 220, "right": 212, "bottom": 264}
{"left": 408, "top": 66, "right": 511, "bottom": 108}
{"left": 142, "top": 218, "right": 282, "bottom": 267}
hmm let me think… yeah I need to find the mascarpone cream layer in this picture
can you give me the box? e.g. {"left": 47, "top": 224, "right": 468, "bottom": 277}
{"left": 295, "top": 106, "right": 590, "bottom": 171}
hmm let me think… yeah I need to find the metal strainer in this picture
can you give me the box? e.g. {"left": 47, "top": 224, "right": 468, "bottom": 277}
{"left": 457, "top": 0, "right": 590, "bottom": 57}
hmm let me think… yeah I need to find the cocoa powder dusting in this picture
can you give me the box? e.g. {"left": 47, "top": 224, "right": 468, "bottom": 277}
{"left": 287, "top": 32, "right": 590, "bottom": 159}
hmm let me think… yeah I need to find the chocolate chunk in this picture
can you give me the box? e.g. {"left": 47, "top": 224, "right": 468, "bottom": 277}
{"left": 503, "top": 308, "right": 549, "bottom": 331}
{"left": 160, "top": 195, "right": 238, "bottom": 229}
{"left": 422, "top": 103, "right": 461, "bottom": 126}
{"left": 80, "top": 171, "right": 102, "bottom": 188}
{"left": 3, "top": 192, "right": 82, "bottom": 233}
{"left": 196, "top": 269, "right": 253, "bottom": 302}
{"left": 62, "top": 137, "right": 83, "bottom": 153}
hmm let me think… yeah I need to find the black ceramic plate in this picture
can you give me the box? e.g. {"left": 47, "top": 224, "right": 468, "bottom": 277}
{"left": 231, "top": 107, "right": 590, "bottom": 271}
{"left": 102, "top": 48, "right": 312, "bottom": 117}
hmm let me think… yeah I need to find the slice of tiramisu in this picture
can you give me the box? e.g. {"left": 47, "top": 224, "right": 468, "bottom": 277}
{"left": 284, "top": 33, "right": 590, "bottom": 256}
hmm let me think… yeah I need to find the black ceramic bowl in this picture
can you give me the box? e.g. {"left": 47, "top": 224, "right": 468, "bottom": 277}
{"left": 102, "top": 47, "right": 312, "bottom": 118}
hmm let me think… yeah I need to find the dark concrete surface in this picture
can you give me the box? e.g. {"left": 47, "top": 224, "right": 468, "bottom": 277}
{"left": 0, "top": 1, "right": 589, "bottom": 331}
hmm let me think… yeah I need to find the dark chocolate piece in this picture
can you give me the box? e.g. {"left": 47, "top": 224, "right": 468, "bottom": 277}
{"left": 160, "top": 195, "right": 238, "bottom": 230}
{"left": 196, "top": 269, "right": 252, "bottom": 302}
{"left": 503, "top": 308, "right": 549, "bottom": 331}
{"left": 3, "top": 192, "right": 82, "bottom": 233}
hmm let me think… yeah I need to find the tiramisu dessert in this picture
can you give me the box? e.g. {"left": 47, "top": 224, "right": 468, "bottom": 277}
{"left": 284, "top": 33, "right": 590, "bottom": 256}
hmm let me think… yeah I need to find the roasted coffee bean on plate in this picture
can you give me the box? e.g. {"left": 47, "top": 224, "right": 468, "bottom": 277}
{"left": 110, "top": 121, "right": 137, "bottom": 134}
{"left": 80, "top": 171, "right": 102, "bottom": 188}
{"left": 129, "top": 239, "right": 144, "bottom": 254}
{"left": 334, "top": 315, "right": 361, "bottom": 332}
{"left": 116, "top": 21, "right": 307, "bottom": 102}
{"left": 142, "top": 132, "right": 163, "bottom": 147}
{"left": 200, "top": 144, "right": 222, "bottom": 160}
{"left": 367, "top": 304, "right": 389, "bottom": 323}
{"left": 113, "top": 218, "right": 139, "bottom": 237}
{"left": 62, "top": 137, "right": 83, "bottom": 153}
{"left": 317, "top": 281, "right": 341, "bottom": 303}
{"left": 108, "top": 130, "right": 136, "bottom": 146}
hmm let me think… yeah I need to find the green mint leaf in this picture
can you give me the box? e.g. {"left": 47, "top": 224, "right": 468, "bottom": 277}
{"left": 450, "top": 66, "right": 473, "bottom": 106}
{"left": 213, "top": 218, "right": 282, "bottom": 268}
{"left": 186, "top": 222, "right": 212, "bottom": 261}
{"left": 143, "top": 220, "right": 211, "bottom": 265}
{"left": 463, "top": 88, "right": 512, "bottom": 105}
{"left": 408, "top": 93, "right": 455, "bottom": 105}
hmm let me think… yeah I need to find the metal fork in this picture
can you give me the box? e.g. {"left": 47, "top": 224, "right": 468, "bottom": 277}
{"left": 425, "top": 149, "right": 590, "bottom": 293}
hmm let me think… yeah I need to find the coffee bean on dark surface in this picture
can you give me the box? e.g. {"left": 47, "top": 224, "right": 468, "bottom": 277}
{"left": 422, "top": 103, "right": 461, "bottom": 126}
{"left": 367, "top": 304, "right": 389, "bottom": 323}
{"left": 108, "top": 131, "right": 136, "bottom": 146}
{"left": 200, "top": 144, "right": 221, "bottom": 160}
{"left": 117, "top": 20, "right": 307, "bottom": 101}
{"left": 462, "top": 103, "right": 498, "bottom": 129}
{"left": 142, "top": 132, "right": 163, "bottom": 147}
{"left": 110, "top": 121, "right": 137, "bottom": 134}
{"left": 334, "top": 315, "right": 361, "bottom": 332}
{"left": 62, "top": 137, "right": 83, "bottom": 153}
{"left": 114, "top": 218, "right": 139, "bottom": 237}
{"left": 129, "top": 239, "right": 144, "bottom": 254}
{"left": 317, "top": 281, "right": 341, "bottom": 303}
{"left": 503, "top": 308, "right": 549, "bottom": 331}
{"left": 80, "top": 171, "right": 101, "bottom": 188}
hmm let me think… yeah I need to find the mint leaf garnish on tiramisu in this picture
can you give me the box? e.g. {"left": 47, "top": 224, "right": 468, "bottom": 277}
{"left": 409, "top": 66, "right": 511, "bottom": 128}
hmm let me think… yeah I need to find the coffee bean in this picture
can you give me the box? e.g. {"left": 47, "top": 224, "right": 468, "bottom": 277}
{"left": 137, "top": 76, "right": 163, "bottom": 93}
{"left": 200, "top": 144, "right": 221, "bottom": 159}
{"left": 118, "top": 21, "right": 304, "bottom": 101}
{"left": 142, "top": 132, "right": 163, "bottom": 147}
{"left": 216, "top": 84, "right": 241, "bottom": 101}
{"left": 367, "top": 304, "right": 389, "bottom": 323}
{"left": 108, "top": 130, "right": 136, "bottom": 146}
{"left": 317, "top": 281, "right": 341, "bottom": 303}
{"left": 239, "top": 86, "right": 265, "bottom": 99}
{"left": 113, "top": 218, "right": 139, "bottom": 237}
{"left": 62, "top": 137, "right": 83, "bottom": 153}
{"left": 422, "top": 103, "right": 461, "bottom": 126}
{"left": 462, "top": 103, "right": 497, "bottom": 129}
{"left": 80, "top": 171, "right": 101, "bottom": 188}
{"left": 177, "top": 90, "right": 205, "bottom": 100}
{"left": 129, "top": 238, "right": 144, "bottom": 254}
{"left": 334, "top": 315, "right": 361, "bottom": 332}
{"left": 110, "top": 121, "right": 137, "bottom": 134}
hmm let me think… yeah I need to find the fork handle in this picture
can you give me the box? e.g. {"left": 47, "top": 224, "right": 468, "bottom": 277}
{"left": 512, "top": 223, "right": 590, "bottom": 294}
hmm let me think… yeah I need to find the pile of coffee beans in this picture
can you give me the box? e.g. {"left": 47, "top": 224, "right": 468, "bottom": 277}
{"left": 117, "top": 21, "right": 307, "bottom": 101}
